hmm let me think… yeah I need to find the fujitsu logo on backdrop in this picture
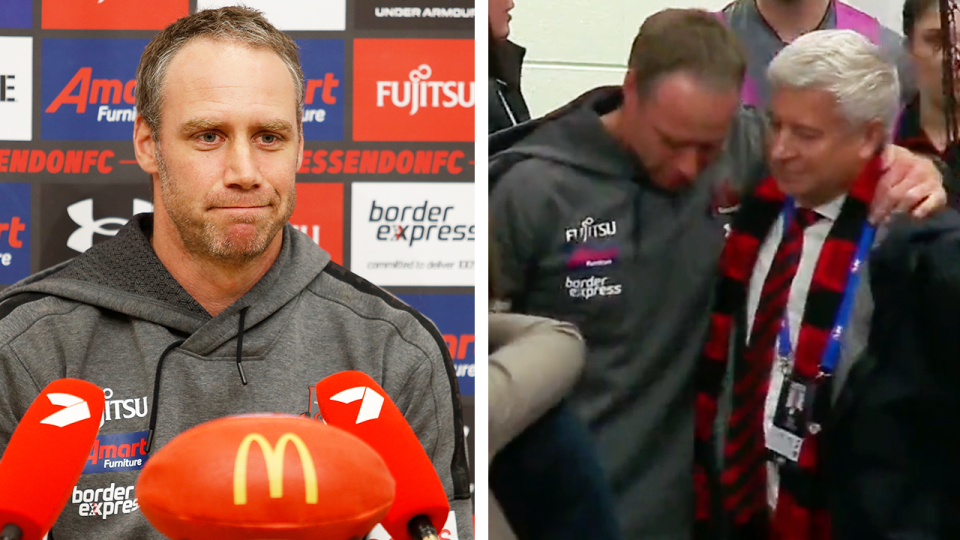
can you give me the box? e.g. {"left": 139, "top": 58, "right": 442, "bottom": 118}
{"left": 376, "top": 64, "right": 474, "bottom": 115}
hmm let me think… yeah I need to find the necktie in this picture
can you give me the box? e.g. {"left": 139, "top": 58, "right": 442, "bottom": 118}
{"left": 721, "top": 207, "right": 822, "bottom": 525}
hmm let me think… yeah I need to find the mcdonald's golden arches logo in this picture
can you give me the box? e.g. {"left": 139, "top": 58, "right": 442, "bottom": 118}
{"left": 233, "top": 432, "right": 319, "bottom": 505}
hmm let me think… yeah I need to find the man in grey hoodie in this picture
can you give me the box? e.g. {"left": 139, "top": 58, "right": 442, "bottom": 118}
{"left": 490, "top": 8, "right": 946, "bottom": 540}
{"left": 0, "top": 7, "right": 471, "bottom": 540}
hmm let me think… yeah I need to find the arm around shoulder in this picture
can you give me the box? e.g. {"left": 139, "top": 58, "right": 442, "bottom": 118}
{"left": 488, "top": 313, "right": 585, "bottom": 457}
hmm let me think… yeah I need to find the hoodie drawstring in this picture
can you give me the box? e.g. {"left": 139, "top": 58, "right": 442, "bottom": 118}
{"left": 144, "top": 340, "right": 185, "bottom": 454}
{"left": 143, "top": 306, "right": 250, "bottom": 454}
{"left": 236, "top": 306, "right": 249, "bottom": 386}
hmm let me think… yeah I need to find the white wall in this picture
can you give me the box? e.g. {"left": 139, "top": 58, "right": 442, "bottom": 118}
{"left": 510, "top": 0, "right": 903, "bottom": 118}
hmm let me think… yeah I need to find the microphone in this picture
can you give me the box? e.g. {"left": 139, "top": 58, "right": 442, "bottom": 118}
{"left": 0, "top": 379, "right": 105, "bottom": 540}
{"left": 316, "top": 371, "right": 450, "bottom": 540}
{"left": 135, "top": 414, "right": 396, "bottom": 540}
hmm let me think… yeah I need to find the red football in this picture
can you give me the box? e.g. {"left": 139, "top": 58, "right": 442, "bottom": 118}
{"left": 136, "top": 414, "right": 396, "bottom": 540}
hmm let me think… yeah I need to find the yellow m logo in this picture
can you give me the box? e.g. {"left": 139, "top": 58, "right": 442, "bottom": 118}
{"left": 233, "top": 432, "right": 319, "bottom": 505}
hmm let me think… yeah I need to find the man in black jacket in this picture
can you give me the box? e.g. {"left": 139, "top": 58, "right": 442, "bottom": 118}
{"left": 827, "top": 213, "right": 960, "bottom": 539}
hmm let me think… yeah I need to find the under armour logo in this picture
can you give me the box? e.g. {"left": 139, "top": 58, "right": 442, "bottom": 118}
{"left": 329, "top": 387, "right": 384, "bottom": 424}
{"left": 66, "top": 198, "right": 153, "bottom": 253}
{"left": 40, "top": 393, "right": 91, "bottom": 428}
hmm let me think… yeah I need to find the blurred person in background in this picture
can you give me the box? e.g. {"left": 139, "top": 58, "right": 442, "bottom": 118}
{"left": 895, "top": 0, "right": 960, "bottom": 203}
{"left": 719, "top": 0, "right": 911, "bottom": 107}
{"left": 490, "top": 8, "right": 948, "bottom": 540}
{"left": 489, "top": 239, "right": 620, "bottom": 540}
{"left": 489, "top": 0, "right": 530, "bottom": 133}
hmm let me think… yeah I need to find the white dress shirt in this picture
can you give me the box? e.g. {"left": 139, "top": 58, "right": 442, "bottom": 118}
{"left": 745, "top": 194, "right": 846, "bottom": 510}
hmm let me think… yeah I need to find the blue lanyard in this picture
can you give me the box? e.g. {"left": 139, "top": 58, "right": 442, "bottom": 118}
{"left": 775, "top": 199, "right": 876, "bottom": 376}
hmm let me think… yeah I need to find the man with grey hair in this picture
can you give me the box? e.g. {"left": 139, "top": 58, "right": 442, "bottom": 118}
{"left": 0, "top": 7, "right": 472, "bottom": 539}
{"left": 692, "top": 29, "right": 956, "bottom": 539}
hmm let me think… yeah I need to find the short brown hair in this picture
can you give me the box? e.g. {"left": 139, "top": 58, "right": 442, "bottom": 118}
{"left": 136, "top": 6, "right": 304, "bottom": 137}
{"left": 627, "top": 8, "right": 746, "bottom": 96}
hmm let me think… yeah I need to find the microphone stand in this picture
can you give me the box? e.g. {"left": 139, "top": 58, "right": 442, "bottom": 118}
{"left": 407, "top": 515, "right": 441, "bottom": 540}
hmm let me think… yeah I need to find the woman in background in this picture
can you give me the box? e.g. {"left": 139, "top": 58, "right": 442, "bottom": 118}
{"left": 489, "top": 0, "right": 530, "bottom": 133}
{"left": 896, "top": 0, "right": 960, "bottom": 197}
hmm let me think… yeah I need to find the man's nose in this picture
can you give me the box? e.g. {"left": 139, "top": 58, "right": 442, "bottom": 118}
{"left": 224, "top": 140, "right": 261, "bottom": 189}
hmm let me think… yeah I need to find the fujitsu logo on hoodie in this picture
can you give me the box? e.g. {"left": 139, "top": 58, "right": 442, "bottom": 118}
{"left": 376, "top": 64, "right": 474, "bottom": 116}
{"left": 564, "top": 217, "right": 617, "bottom": 244}
{"left": 100, "top": 388, "right": 148, "bottom": 424}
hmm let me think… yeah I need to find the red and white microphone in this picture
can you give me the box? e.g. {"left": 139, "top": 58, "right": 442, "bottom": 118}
{"left": 0, "top": 379, "right": 105, "bottom": 540}
{"left": 316, "top": 371, "right": 450, "bottom": 540}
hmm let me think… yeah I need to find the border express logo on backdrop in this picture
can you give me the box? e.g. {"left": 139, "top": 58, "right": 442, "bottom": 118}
{"left": 353, "top": 39, "right": 474, "bottom": 142}
{"left": 288, "top": 183, "right": 344, "bottom": 265}
{"left": 42, "top": 0, "right": 188, "bottom": 30}
{"left": 351, "top": 182, "right": 474, "bottom": 287}
{"left": 296, "top": 40, "right": 346, "bottom": 141}
{"left": 0, "top": 0, "right": 32, "bottom": 29}
{"left": 0, "top": 183, "right": 31, "bottom": 285}
{"left": 354, "top": 0, "right": 474, "bottom": 31}
{"left": 39, "top": 184, "right": 152, "bottom": 271}
{"left": 397, "top": 294, "right": 474, "bottom": 396}
{"left": 0, "top": 37, "right": 33, "bottom": 141}
{"left": 197, "top": 0, "right": 346, "bottom": 30}
{"left": 42, "top": 39, "right": 150, "bottom": 141}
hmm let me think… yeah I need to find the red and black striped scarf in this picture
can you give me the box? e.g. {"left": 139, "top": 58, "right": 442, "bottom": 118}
{"left": 693, "top": 155, "right": 882, "bottom": 540}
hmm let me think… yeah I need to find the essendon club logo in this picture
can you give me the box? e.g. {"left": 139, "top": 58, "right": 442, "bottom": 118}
{"left": 42, "top": 38, "right": 149, "bottom": 141}
{"left": 42, "top": 0, "right": 188, "bottom": 30}
{"left": 353, "top": 39, "right": 474, "bottom": 142}
{"left": 233, "top": 433, "right": 318, "bottom": 505}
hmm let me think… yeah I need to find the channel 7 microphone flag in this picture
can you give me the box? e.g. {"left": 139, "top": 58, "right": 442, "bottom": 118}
{"left": 316, "top": 371, "right": 450, "bottom": 540}
{"left": 0, "top": 379, "right": 105, "bottom": 540}
{"left": 135, "top": 414, "right": 395, "bottom": 540}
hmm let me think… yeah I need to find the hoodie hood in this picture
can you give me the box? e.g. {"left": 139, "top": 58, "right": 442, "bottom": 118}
{"left": 0, "top": 213, "right": 330, "bottom": 357}
{"left": 490, "top": 86, "right": 644, "bottom": 181}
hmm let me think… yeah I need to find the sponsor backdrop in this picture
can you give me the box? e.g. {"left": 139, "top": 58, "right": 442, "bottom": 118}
{"left": 0, "top": 0, "right": 475, "bottom": 527}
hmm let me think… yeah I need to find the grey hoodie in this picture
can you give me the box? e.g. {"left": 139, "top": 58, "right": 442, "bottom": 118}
{"left": 0, "top": 214, "right": 472, "bottom": 540}
{"left": 489, "top": 86, "right": 766, "bottom": 540}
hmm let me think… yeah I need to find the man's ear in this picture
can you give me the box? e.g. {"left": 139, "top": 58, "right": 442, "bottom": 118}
{"left": 859, "top": 120, "right": 887, "bottom": 161}
{"left": 134, "top": 115, "right": 159, "bottom": 175}
{"left": 297, "top": 127, "right": 305, "bottom": 171}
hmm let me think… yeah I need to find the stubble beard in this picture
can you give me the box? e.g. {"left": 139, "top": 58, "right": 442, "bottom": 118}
{"left": 155, "top": 148, "right": 295, "bottom": 267}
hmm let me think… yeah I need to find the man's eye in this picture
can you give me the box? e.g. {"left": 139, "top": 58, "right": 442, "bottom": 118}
{"left": 262, "top": 134, "right": 278, "bottom": 144}
{"left": 199, "top": 133, "right": 218, "bottom": 143}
